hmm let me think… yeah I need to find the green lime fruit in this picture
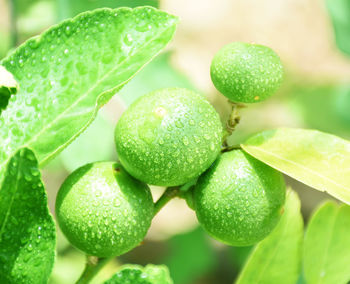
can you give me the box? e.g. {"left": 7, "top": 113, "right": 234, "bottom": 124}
{"left": 115, "top": 87, "right": 223, "bottom": 186}
{"left": 193, "top": 150, "right": 286, "bottom": 246}
{"left": 55, "top": 162, "right": 154, "bottom": 257}
{"left": 210, "top": 42, "right": 283, "bottom": 103}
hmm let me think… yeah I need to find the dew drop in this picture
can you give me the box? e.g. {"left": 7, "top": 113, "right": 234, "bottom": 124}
{"left": 123, "top": 33, "right": 133, "bottom": 46}
{"left": 182, "top": 136, "right": 189, "bottom": 146}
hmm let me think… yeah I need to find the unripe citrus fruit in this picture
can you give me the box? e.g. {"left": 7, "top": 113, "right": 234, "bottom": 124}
{"left": 115, "top": 87, "right": 223, "bottom": 186}
{"left": 210, "top": 42, "right": 283, "bottom": 103}
{"left": 55, "top": 162, "right": 154, "bottom": 257}
{"left": 193, "top": 150, "right": 286, "bottom": 246}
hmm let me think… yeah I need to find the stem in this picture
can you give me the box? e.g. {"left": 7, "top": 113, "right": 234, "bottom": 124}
{"left": 153, "top": 186, "right": 180, "bottom": 216}
{"left": 222, "top": 101, "right": 245, "bottom": 146}
{"left": 9, "top": 0, "right": 18, "bottom": 48}
{"left": 76, "top": 256, "right": 112, "bottom": 284}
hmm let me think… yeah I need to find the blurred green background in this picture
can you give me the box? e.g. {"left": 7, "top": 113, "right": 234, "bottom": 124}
{"left": 1, "top": 0, "right": 350, "bottom": 283}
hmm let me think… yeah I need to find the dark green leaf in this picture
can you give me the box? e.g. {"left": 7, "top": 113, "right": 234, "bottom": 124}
{"left": 325, "top": 0, "right": 350, "bottom": 56}
{"left": 236, "top": 189, "right": 303, "bottom": 284}
{"left": 303, "top": 201, "right": 350, "bottom": 284}
{"left": 242, "top": 128, "right": 350, "bottom": 204}
{"left": 0, "top": 66, "right": 19, "bottom": 113}
{"left": 0, "top": 7, "right": 178, "bottom": 180}
{"left": 104, "top": 264, "right": 173, "bottom": 284}
{"left": 0, "top": 148, "right": 56, "bottom": 283}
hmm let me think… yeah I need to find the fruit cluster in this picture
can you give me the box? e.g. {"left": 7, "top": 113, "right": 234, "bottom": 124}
{"left": 56, "top": 42, "right": 286, "bottom": 257}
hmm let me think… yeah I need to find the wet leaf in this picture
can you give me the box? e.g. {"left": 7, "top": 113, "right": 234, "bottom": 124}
{"left": 0, "top": 148, "right": 56, "bottom": 283}
{"left": 104, "top": 264, "right": 173, "bottom": 284}
{"left": 0, "top": 7, "right": 178, "bottom": 180}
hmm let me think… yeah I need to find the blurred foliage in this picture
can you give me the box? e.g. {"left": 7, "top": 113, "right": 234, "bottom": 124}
{"left": 289, "top": 81, "right": 350, "bottom": 139}
{"left": 59, "top": 113, "right": 116, "bottom": 172}
{"left": 57, "top": 0, "right": 159, "bottom": 20}
{"left": 163, "top": 227, "right": 217, "bottom": 284}
{"left": 16, "top": 0, "right": 56, "bottom": 42}
{"left": 118, "top": 52, "right": 197, "bottom": 106}
{"left": 325, "top": 0, "right": 350, "bottom": 56}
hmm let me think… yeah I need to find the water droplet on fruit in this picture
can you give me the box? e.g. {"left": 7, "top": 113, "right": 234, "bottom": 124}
{"left": 182, "top": 136, "right": 189, "bottom": 146}
{"left": 175, "top": 120, "right": 184, "bottom": 128}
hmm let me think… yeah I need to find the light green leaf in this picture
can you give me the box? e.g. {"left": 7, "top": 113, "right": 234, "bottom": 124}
{"left": 325, "top": 0, "right": 350, "bottom": 56}
{"left": 236, "top": 189, "right": 303, "bottom": 284}
{"left": 0, "top": 66, "right": 19, "bottom": 112}
{"left": 0, "top": 7, "right": 178, "bottom": 180}
{"left": 0, "top": 148, "right": 56, "bottom": 283}
{"left": 241, "top": 128, "right": 350, "bottom": 204}
{"left": 303, "top": 201, "right": 350, "bottom": 284}
{"left": 104, "top": 264, "right": 173, "bottom": 284}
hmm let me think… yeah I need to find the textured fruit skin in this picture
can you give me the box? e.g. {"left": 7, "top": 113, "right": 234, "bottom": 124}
{"left": 194, "top": 150, "right": 286, "bottom": 246}
{"left": 210, "top": 42, "right": 283, "bottom": 103}
{"left": 115, "top": 87, "right": 223, "bottom": 186}
{"left": 55, "top": 162, "right": 154, "bottom": 257}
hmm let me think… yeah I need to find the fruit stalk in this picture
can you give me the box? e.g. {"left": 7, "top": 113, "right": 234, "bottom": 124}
{"left": 223, "top": 101, "right": 245, "bottom": 146}
{"left": 154, "top": 186, "right": 180, "bottom": 216}
{"left": 76, "top": 256, "right": 112, "bottom": 284}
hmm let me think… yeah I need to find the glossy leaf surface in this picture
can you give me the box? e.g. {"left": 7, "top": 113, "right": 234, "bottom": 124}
{"left": 104, "top": 264, "right": 173, "bottom": 284}
{"left": 0, "top": 7, "right": 178, "bottom": 180}
{"left": 0, "top": 148, "right": 56, "bottom": 283}
{"left": 242, "top": 128, "right": 350, "bottom": 204}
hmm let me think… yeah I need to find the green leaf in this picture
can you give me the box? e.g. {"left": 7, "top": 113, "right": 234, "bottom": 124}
{"left": 303, "top": 201, "right": 350, "bottom": 284}
{"left": 104, "top": 264, "right": 173, "bottom": 284}
{"left": 241, "top": 128, "right": 350, "bottom": 204}
{"left": 118, "top": 51, "right": 196, "bottom": 106}
{"left": 0, "top": 66, "right": 19, "bottom": 112}
{"left": 57, "top": 0, "right": 159, "bottom": 20}
{"left": 236, "top": 189, "right": 303, "bottom": 284}
{"left": 325, "top": 0, "right": 350, "bottom": 56}
{"left": 0, "top": 148, "right": 56, "bottom": 283}
{"left": 0, "top": 7, "right": 178, "bottom": 180}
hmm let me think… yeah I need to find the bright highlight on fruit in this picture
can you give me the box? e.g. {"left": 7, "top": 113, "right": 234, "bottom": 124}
{"left": 210, "top": 42, "right": 283, "bottom": 103}
{"left": 115, "top": 87, "right": 223, "bottom": 186}
{"left": 55, "top": 162, "right": 154, "bottom": 257}
{"left": 193, "top": 150, "right": 286, "bottom": 246}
